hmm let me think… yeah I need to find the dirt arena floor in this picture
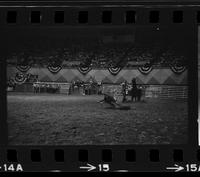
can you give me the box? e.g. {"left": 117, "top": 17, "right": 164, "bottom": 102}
{"left": 7, "top": 92, "right": 188, "bottom": 145}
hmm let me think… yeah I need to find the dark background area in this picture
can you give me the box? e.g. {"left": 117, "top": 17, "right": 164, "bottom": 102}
{"left": 0, "top": 0, "right": 199, "bottom": 2}
{"left": 1, "top": 26, "right": 189, "bottom": 55}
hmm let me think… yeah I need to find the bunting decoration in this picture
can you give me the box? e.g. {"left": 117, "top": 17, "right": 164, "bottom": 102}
{"left": 108, "top": 67, "right": 121, "bottom": 75}
{"left": 138, "top": 64, "right": 153, "bottom": 75}
{"left": 77, "top": 66, "right": 92, "bottom": 75}
{"left": 7, "top": 66, "right": 187, "bottom": 86}
{"left": 14, "top": 72, "right": 27, "bottom": 84}
{"left": 170, "top": 64, "right": 186, "bottom": 74}
{"left": 16, "top": 65, "right": 31, "bottom": 73}
{"left": 47, "top": 65, "right": 62, "bottom": 74}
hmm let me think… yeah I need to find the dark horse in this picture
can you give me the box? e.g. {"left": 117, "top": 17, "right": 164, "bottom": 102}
{"left": 131, "top": 87, "right": 142, "bottom": 102}
{"left": 131, "top": 78, "right": 142, "bottom": 102}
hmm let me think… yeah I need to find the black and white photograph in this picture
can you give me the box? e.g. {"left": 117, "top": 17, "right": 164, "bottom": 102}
{"left": 198, "top": 26, "right": 200, "bottom": 146}
{"left": 6, "top": 26, "right": 188, "bottom": 145}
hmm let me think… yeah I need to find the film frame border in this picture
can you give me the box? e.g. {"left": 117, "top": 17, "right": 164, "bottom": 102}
{"left": 0, "top": 1, "right": 198, "bottom": 172}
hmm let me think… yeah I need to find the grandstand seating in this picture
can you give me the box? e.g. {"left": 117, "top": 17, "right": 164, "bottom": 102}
{"left": 7, "top": 41, "right": 186, "bottom": 68}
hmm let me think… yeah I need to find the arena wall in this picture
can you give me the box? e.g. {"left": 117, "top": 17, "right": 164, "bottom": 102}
{"left": 7, "top": 66, "right": 188, "bottom": 99}
{"left": 7, "top": 66, "right": 187, "bottom": 85}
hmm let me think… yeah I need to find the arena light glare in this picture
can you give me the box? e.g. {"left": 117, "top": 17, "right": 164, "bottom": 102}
{"left": 0, "top": 0, "right": 199, "bottom": 172}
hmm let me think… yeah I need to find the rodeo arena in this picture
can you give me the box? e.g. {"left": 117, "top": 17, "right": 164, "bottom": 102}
{"left": 7, "top": 27, "right": 188, "bottom": 145}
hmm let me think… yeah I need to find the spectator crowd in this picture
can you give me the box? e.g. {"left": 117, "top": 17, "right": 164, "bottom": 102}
{"left": 7, "top": 39, "right": 187, "bottom": 68}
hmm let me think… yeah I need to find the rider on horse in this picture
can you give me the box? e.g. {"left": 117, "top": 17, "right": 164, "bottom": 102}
{"left": 131, "top": 78, "right": 138, "bottom": 102}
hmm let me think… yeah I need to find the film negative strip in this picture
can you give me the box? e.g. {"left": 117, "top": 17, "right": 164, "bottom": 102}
{"left": 0, "top": 0, "right": 199, "bottom": 172}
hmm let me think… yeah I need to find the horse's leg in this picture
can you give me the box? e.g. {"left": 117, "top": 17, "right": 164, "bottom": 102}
{"left": 122, "top": 94, "right": 126, "bottom": 102}
{"left": 109, "top": 102, "right": 117, "bottom": 108}
{"left": 136, "top": 90, "right": 139, "bottom": 101}
{"left": 138, "top": 91, "right": 141, "bottom": 101}
{"left": 98, "top": 99, "right": 104, "bottom": 103}
{"left": 131, "top": 91, "right": 134, "bottom": 102}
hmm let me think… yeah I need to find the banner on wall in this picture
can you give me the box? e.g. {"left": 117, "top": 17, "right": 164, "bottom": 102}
{"left": 77, "top": 66, "right": 92, "bottom": 75}
{"left": 170, "top": 64, "right": 186, "bottom": 74}
{"left": 16, "top": 65, "right": 31, "bottom": 73}
{"left": 138, "top": 64, "right": 153, "bottom": 75}
{"left": 108, "top": 67, "right": 122, "bottom": 75}
{"left": 14, "top": 72, "right": 27, "bottom": 84}
{"left": 47, "top": 65, "right": 62, "bottom": 74}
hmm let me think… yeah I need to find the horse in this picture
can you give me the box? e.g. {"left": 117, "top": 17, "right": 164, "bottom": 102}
{"left": 130, "top": 86, "right": 143, "bottom": 102}
{"left": 99, "top": 93, "right": 131, "bottom": 110}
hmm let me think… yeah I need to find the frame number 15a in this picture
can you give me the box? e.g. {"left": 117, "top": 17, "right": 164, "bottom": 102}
{"left": 186, "top": 164, "right": 200, "bottom": 172}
